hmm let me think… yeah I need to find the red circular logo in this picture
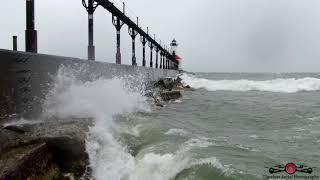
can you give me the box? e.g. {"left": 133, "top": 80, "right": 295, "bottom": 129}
{"left": 285, "top": 163, "right": 297, "bottom": 174}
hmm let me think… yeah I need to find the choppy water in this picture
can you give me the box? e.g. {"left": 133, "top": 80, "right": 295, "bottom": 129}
{"left": 45, "top": 70, "right": 320, "bottom": 180}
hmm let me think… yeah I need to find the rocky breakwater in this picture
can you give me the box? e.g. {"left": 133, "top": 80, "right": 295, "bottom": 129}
{"left": 148, "top": 75, "right": 194, "bottom": 106}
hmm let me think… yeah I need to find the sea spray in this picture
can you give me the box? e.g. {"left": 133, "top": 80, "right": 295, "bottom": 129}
{"left": 181, "top": 73, "right": 320, "bottom": 93}
{"left": 42, "top": 66, "right": 148, "bottom": 179}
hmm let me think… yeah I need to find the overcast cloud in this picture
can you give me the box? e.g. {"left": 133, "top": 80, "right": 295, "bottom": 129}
{"left": 1, "top": 0, "right": 320, "bottom": 72}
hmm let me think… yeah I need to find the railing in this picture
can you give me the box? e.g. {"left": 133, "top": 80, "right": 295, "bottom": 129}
{"left": 83, "top": 0, "right": 179, "bottom": 70}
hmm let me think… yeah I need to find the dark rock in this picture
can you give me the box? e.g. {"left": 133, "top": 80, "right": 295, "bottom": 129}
{"left": 144, "top": 91, "right": 154, "bottom": 98}
{"left": 0, "top": 115, "right": 92, "bottom": 180}
{"left": 2, "top": 125, "right": 26, "bottom": 134}
{"left": 154, "top": 78, "right": 175, "bottom": 91}
{"left": 160, "top": 90, "right": 182, "bottom": 101}
{"left": 156, "top": 103, "right": 164, "bottom": 107}
{"left": 2, "top": 122, "right": 37, "bottom": 134}
{"left": 153, "top": 77, "right": 184, "bottom": 91}
{"left": 183, "top": 85, "right": 195, "bottom": 91}
{"left": 0, "top": 135, "right": 88, "bottom": 180}
{"left": 0, "top": 129, "right": 25, "bottom": 155}
{"left": 0, "top": 143, "right": 61, "bottom": 180}
{"left": 174, "top": 76, "right": 183, "bottom": 86}
{"left": 43, "top": 136, "right": 88, "bottom": 178}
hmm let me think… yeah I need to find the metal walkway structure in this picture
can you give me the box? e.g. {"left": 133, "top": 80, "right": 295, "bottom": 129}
{"left": 24, "top": 0, "right": 179, "bottom": 70}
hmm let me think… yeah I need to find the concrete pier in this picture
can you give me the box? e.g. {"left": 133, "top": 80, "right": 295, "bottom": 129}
{"left": 0, "top": 49, "right": 178, "bottom": 119}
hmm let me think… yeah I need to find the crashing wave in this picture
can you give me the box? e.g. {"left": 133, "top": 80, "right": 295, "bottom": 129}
{"left": 44, "top": 67, "right": 238, "bottom": 180}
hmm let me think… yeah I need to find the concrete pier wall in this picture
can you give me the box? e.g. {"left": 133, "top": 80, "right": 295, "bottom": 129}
{"left": 0, "top": 49, "right": 178, "bottom": 119}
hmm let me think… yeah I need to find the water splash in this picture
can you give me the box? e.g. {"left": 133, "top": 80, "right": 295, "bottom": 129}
{"left": 42, "top": 67, "right": 234, "bottom": 180}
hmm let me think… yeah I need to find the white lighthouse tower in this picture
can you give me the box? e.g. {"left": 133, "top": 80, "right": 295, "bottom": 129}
{"left": 170, "top": 39, "right": 181, "bottom": 69}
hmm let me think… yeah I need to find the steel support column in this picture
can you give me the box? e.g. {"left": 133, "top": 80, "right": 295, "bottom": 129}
{"left": 160, "top": 52, "right": 163, "bottom": 69}
{"left": 148, "top": 41, "right": 153, "bottom": 68}
{"left": 25, "top": 0, "right": 37, "bottom": 53}
{"left": 128, "top": 27, "right": 138, "bottom": 66}
{"left": 83, "top": 0, "right": 98, "bottom": 60}
{"left": 155, "top": 47, "right": 159, "bottom": 68}
{"left": 163, "top": 54, "right": 166, "bottom": 69}
{"left": 167, "top": 56, "right": 169, "bottom": 69}
{"left": 13, "top": 36, "right": 17, "bottom": 51}
{"left": 163, "top": 53, "right": 166, "bottom": 69}
{"left": 162, "top": 53, "right": 164, "bottom": 69}
{"left": 140, "top": 35, "right": 147, "bottom": 66}
{"left": 88, "top": 14, "right": 95, "bottom": 60}
{"left": 128, "top": 17, "right": 139, "bottom": 66}
{"left": 112, "top": 15, "right": 124, "bottom": 64}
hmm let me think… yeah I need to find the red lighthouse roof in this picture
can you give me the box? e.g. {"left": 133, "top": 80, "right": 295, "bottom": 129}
{"left": 176, "top": 54, "right": 182, "bottom": 61}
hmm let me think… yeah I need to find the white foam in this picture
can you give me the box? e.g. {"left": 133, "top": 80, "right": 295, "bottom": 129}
{"left": 129, "top": 153, "right": 190, "bottom": 180}
{"left": 130, "top": 153, "right": 232, "bottom": 180}
{"left": 308, "top": 116, "right": 320, "bottom": 121}
{"left": 129, "top": 148, "right": 231, "bottom": 180}
{"left": 191, "top": 157, "right": 233, "bottom": 175}
{"left": 249, "top": 134, "right": 259, "bottom": 139}
{"left": 181, "top": 74, "right": 320, "bottom": 93}
{"left": 184, "top": 136, "right": 215, "bottom": 148}
{"left": 131, "top": 124, "right": 143, "bottom": 137}
{"left": 292, "top": 127, "right": 306, "bottom": 132}
{"left": 112, "top": 122, "right": 143, "bottom": 137}
{"left": 165, "top": 128, "right": 188, "bottom": 136}
{"left": 174, "top": 99, "right": 183, "bottom": 103}
{"left": 3, "top": 119, "right": 42, "bottom": 128}
{"left": 235, "top": 144, "right": 260, "bottom": 152}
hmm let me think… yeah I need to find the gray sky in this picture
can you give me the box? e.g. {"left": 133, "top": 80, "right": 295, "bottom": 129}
{"left": 1, "top": 0, "right": 320, "bottom": 72}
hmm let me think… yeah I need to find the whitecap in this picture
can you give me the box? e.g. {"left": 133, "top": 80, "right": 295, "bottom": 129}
{"left": 235, "top": 144, "right": 260, "bottom": 152}
{"left": 248, "top": 134, "right": 259, "bottom": 139}
{"left": 174, "top": 99, "right": 183, "bottom": 103}
{"left": 292, "top": 127, "right": 306, "bottom": 132}
{"left": 308, "top": 116, "right": 320, "bottom": 121}
{"left": 180, "top": 73, "right": 320, "bottom": 93}
{"left": 184, "top": 136, "right": 215, "bottom": 148}
{"left": 165, "top": 128, "right": 188, "bottom": 136}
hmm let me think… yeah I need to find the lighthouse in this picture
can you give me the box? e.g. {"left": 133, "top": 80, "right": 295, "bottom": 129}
{"left": 170, "top": 39, "right": 181, "bottom": 69}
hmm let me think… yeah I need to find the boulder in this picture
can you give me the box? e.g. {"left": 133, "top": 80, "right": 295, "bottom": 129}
{"left": 0, "top": 136, "right": 88, "bottom": 180}
{"left": 154, "top": 78, "right": 175, "bottom": 91}
{"left": 0, "top": 143, "right": 61, "bottom": 180}
{"left": 160, "top": 90, "right": 182, "bottom": 101}
{"left": 43, "top": 136, "right": 88, "bottom": 178}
